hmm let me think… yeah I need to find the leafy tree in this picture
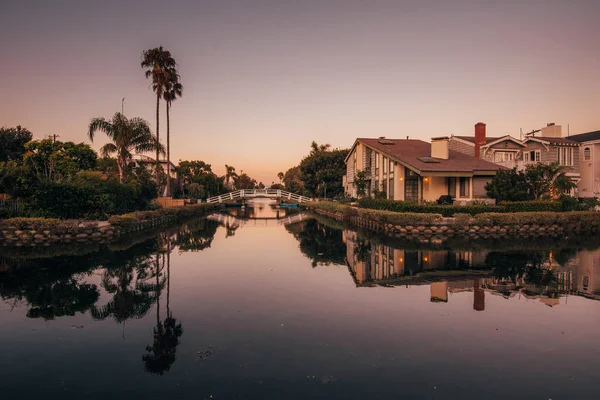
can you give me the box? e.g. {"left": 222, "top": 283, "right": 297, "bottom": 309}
{"left": 23, "top": 139, "right": 97, "bottom": 183}
{"left": 310, "top": 141, "right": 331, "bottom": 155}
{"left": 485, "top": 168, "right": 532, "bottom": 202}
{"left": 355, "top": 170, "right": 369, "bottom": 198}
{"left": 525, "top": 162, "right": 576, "bottom": 200}
{"left": 299, "top": 145, "right": 349, "bottom": 198}
{"left": 0, "top": 126, "right": 33, "bottom": 162}
{"left": 0, "top": 160, "right": 38, "bottom": 197}
{"left": 270, "top": 183, "right": 284, "bottom": 190}
{"left": 234, "top": 173, "right": 257, "bottom": 189}
{"left": 283, "top": 165, "right": 304, "bottom": 195}
{"left": 163, "top": 67, "right": 183, "bottom": 197}
{"left": 88, "top": 112, "right": 162, "bottom": 183}
{"left": 257, "top": 182, "right": 265, "bottom": 189}
{"left": 141, "top": 46, "right": 176, "bottom": 189}
{"left": 177, "top": 160, "right": 225, "bottom": 198}
{"left": 285, "top": 219, "right": 347, "bottom": 268}
{"left": 185, "top": 183, "right": 205, "bottom": 199}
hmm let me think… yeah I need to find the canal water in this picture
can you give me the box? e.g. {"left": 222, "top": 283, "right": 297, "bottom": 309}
{"left": 1, "top": 199, "right": 600, "bottom": 399}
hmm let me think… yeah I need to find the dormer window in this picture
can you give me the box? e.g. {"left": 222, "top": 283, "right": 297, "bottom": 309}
{"left": 584, "top": 147, "right": 591, "bottom": 161}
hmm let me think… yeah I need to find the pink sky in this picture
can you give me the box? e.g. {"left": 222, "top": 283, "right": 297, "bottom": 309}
{"left": 1, "top": 0, "right": 599, "bottom": 184}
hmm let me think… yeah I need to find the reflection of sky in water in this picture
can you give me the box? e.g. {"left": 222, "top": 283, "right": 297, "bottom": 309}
{"left": 0, "top": 215, "right": 599, "bottom": 399}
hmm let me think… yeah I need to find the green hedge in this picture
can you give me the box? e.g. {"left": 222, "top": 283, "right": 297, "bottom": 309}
{"left": 499, "top": 201, "right": 561, "bottom": 212}
{"left": 29, "top": 181, "right": 154, "bottom": 220}
{"left": 307, "top": 201, "right": 600, "bottom": 230}
{"left": 358, "top": 198, "right": 503, "bottom": 216}
{"left": 108, "top": 203, "right": 215, "bottom": 228}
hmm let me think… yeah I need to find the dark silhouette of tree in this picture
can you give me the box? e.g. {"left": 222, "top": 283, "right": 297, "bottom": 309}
{"left": 141, "top": 46, "right": 176, "bottom": 192}
{"left": 163, "top": 68, "right": 183, "bottom": 197}
{"left": 88, "top": 112, "right": 162, "bottom": 183}
{"left": 285, "top": 219, "right": 347, "bottom": 267}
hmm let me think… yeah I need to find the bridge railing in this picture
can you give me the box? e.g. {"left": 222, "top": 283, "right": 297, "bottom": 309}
{"left": 205, "top": 189, "right": 312, "bottom": 204}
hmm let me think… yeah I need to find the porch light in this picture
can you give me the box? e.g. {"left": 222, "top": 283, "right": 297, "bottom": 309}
{"left": 399, "top": 177, "right": 404, "bottom": 181}
{"left": 423, "top": 257, "right": 429, "bottom": 262}
{"left": 424, "top": 177, "right": 429, "bottom": 182}
{"left": 399, "top": 258, "right": 404, "bottom": 263}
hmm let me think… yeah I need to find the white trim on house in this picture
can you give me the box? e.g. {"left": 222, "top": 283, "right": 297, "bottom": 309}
{"left": 480, "top": 135, "right": 525, "bottom": 149}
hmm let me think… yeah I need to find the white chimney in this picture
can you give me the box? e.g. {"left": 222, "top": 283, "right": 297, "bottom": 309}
{"left": 431, "top": 136, "right": 449, "bottom": 160}
{"left": 541, "top": 123, "right": 562, "bottom": 138}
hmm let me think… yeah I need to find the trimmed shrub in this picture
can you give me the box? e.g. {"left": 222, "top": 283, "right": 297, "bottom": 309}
{"left": 499, "top": 200, "right": 561, "bottom": 213}
{"left": 358, "top": 198, "right": 503, "bottom": 216}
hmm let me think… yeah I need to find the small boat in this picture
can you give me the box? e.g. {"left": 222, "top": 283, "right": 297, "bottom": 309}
{"left": 279, "top": 203, "right": 299, "bottom": 208}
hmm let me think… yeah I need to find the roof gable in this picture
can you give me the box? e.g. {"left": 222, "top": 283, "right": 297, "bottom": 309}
{"left": 356, "top": 138, "right": 503, "bottom": 174}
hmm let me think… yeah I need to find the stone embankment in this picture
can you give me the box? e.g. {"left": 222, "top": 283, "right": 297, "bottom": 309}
{"left": 0, "top": 203, "right": 215, "bottom": 248}
{"left": 308, "top": 202, "right": 600, "bottom": 244}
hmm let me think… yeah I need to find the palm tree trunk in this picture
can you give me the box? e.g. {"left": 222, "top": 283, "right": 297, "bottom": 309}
{"left": 166, "top": 102, "right": 171, "bottom": 197}
{"left": 118, "top": 156, "right": 124, "bottom": 184}
{"left": 167, "top": 241, "right": 171, "bottom": 318}
{"left": 155, "top": 93, "right": 161, "bottom": 196}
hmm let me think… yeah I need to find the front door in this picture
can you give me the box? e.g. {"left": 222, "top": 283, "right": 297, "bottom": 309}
{"left": 405, "top": 178, "right": 419, "bottom": 202}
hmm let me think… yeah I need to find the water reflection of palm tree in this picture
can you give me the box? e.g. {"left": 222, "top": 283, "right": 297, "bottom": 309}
{"left": 143, "top": 239, "right": 183, "bottom": 375}
{"left": 91, "top": 254, "right": 163, "bottom": 324}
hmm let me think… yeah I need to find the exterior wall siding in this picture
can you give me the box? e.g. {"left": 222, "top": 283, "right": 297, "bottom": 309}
{"left": 449, "top": 139, "right": 475, "bottom": 156}
{"left": 473, "top": 176, "right": 491, "bottom": 198}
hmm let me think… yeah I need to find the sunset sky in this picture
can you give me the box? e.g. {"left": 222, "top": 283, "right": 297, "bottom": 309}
{"left": 1, "top": 0, "right": 599, "bottom": 184}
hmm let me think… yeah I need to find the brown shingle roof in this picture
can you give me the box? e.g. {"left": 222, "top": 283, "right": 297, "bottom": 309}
{"left": 357, "top": 138, "right": 503, "bottom": 173}
{"left": 567, "top": 130, "right": 600, "bottom": 143}
{"left": 453, "top": 135, "right": 504, "bottom": 144}
{"left": 526, "top": 136, "right": 580, "bottom": 146}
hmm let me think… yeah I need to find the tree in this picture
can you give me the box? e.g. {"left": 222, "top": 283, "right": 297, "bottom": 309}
{"left": 309, "top": 141, "right": 331, "bottom": 155}
{"left": 141, "top": 46, "right": 176, "bottom": 192}
{"left": 0, "top": 126, "right": 33, "bottom": 162}
{"left": 485, "top": 168, "right": 532, "bottom": 202}
{"left": 88, "top": 112, "right": 163, "bottom": 183}
{"left": 283, "top": 165, "right": 304, "bottom": 195}
{"left": 299, "top": 145, "right": 349, "bottom": 198}
{"left": 525, "top": 162, "right": 576, "bottom": 199}
{"left": 225, "top": 165, "right": 237, "bottom": 189}
{"left": 355, "top": 170, "right": 369, "bottom": 198}
{"left": 163, "top": 68, "right": 183, "bottom": 197}
{"left": 177, "top": 160, "right": 226, "bottom": 198}
{"left": 234, "top": 173, "right": 257, "bottom": 189}
{"left": 277, "top": 172, "right": 284, "bottom": 184}
{"left": 257, "top": 181, "right": 265, "bottom": 189}
{"left": 23, "top": 139, "right": 97, "bottom": 183}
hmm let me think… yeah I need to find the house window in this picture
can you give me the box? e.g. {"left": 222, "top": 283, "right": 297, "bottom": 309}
{"left": 389, "top": 160, "right": 394, "bottom": 177}
{"left": 382, "top": 180, "right": 387, "bottom": 196}
{"left": 383, "top": 157, "right": 388, "bottom": 174}
{"left": 375, "top": 153, "right": 380, "bottom": 175}
{"left": 558, "top": 147, "right": 573, "bottom": 166}
{"left": 524, "top": 150, "right": 541, "bottom": 162}
{"left": 584, "top": 147, "right": 591, "bottom": 161}
{"left": 459, "top": 177, "right": 470, "bottom": 197}
{"left": 494, "top": 152, "right": 514, "bottom": 162}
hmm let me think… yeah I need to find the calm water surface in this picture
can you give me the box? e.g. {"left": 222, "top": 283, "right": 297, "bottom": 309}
{"left": 1, "top": 199, "right": 600, "bottom": 399}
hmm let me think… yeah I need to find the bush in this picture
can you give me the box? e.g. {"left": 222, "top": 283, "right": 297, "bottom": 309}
{"left": 578, "top": 197, "right": 599, "bottom": 211}
{"left": 437, "top": 195, "right": 453, "bottom": 205}
{"left": 499, "top": 200, "right": 561, "bottom": 213}
{"left": 358, "top": 198, "right": 503, "bottom": 216}
{"left": 29, "top": 179, "right": 157, "bottom": 220}
{"left": 558, "top": 195, "right": 579, "bottom": 212}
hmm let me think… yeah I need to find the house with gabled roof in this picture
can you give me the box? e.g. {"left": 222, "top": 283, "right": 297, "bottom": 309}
{"left": 566, "top": 129, "right": 600, "bottom": 197}
{"left": 343, "top": 136, "right": 503, "bottom": 203}
{"left": 449, "top": 122, "right": 581, "bottom": 188}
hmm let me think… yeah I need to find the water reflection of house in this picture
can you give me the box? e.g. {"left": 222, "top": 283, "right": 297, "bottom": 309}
{"left": 343, "top": 230, "right": 488, "bottom": 286}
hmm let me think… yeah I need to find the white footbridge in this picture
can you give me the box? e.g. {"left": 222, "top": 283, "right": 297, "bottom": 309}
{"left": 205, "top": 189, "right": 311, "bottom": 204}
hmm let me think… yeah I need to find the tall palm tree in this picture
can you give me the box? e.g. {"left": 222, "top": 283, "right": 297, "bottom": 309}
{"left": 141, "top": 47, "right": 176, "bottom": 194}
{"left": 225, "top": 165, "right": 237, "bottom": 189}
{"left": 88, "top": 112, "right": 163, "bottom": 183}
{"left": 163, "top": 69, "right": 183, "bottom": 197}
{"left": 277, "top": 172, "right": 284, "bottom": 184}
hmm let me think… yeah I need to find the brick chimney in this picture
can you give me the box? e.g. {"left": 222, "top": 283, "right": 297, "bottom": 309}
{"left": 474, "top": 122, "right": 486, "bottom": 158}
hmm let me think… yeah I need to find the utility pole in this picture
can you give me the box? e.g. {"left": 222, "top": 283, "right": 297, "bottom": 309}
{"left": 122, "top": 97, "right": 125, "bottom": 114}
{"left": 49, "top": 134, "right": 59, "bottom": 143}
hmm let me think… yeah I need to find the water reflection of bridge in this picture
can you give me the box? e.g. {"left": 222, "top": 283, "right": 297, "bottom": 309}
{"left": 207, "top": 212, "right": 307, "bottom": 227}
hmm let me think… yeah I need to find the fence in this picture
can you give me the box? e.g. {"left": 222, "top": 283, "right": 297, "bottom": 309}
{"left": 0, "top": 199, "right": 25, "bottom": 216}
